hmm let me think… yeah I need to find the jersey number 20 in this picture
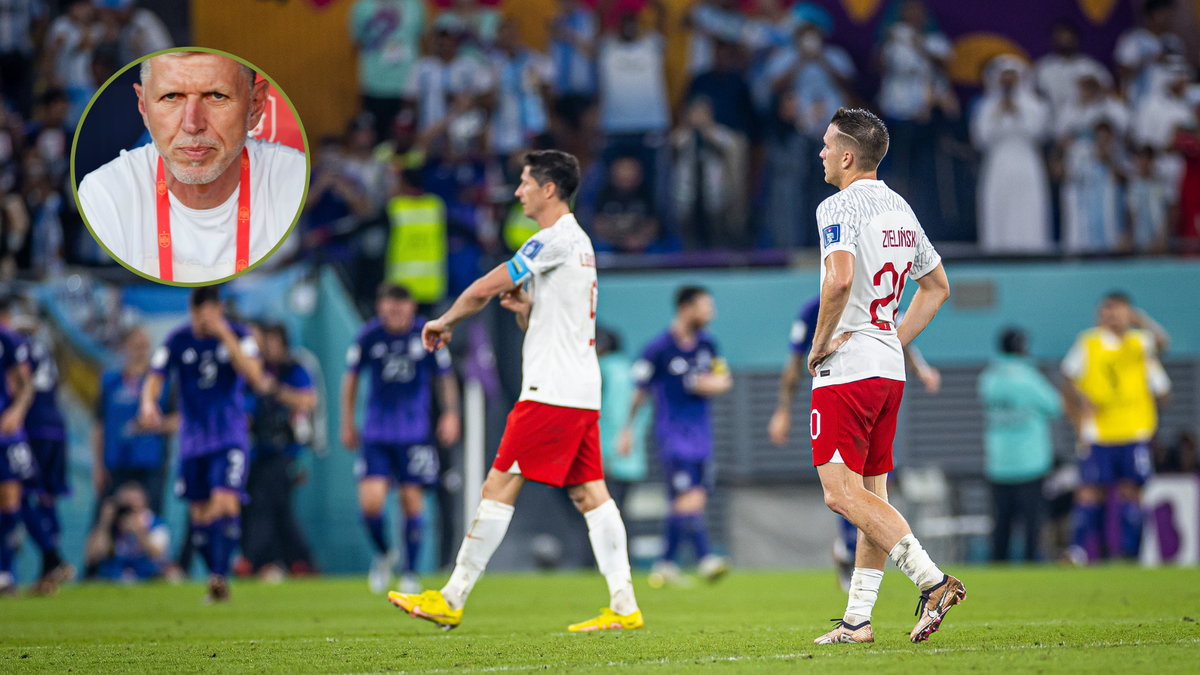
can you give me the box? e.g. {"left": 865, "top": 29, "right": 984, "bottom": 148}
{"left": 869, "top": 262, "right": 912, "bottom": 331}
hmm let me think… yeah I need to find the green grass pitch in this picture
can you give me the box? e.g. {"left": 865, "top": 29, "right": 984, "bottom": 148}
{"left": 3, "top": 565, "right": 1198, "bottom": 673}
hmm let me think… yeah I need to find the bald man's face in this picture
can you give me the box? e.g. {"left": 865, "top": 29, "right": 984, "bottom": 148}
{"left": 135, "top": 54, "right": 266, "bottom": 185}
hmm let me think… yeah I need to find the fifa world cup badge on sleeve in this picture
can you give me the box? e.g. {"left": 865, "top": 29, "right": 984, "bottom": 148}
{"left": 521, "top": 239, "right": 544, "bottom": 259}
{"left": 822, "top": 224, "right": 841, "bottom": 247}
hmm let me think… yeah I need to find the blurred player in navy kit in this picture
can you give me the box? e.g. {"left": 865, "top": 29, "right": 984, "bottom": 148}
{"left": 140, "top": 286, "right": 269, "bottom": 602}
{"left": 621, "top": 286, "right": 733, "bottom": 588}
{"left": 0, "top": 296, "right": 33, "bottom": 595}
{"left": 341, "top": 283, "right": 460, "bottom": 595}
{"left": 768, "top": 295, "right": 941, "bottom": 590}
{"left": 14, "top": 315, "right": 75, "bottom": 594}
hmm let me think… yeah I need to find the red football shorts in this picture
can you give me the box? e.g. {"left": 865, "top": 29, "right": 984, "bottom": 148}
{"left": 810, "top": 377, "right": 905, "bottom": 476}
{"left": 493, "top": 400, "right": 604, "bottom": 487}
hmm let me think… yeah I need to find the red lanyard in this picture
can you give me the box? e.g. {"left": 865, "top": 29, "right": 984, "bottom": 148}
{"left": 155, "top": 146, "right": 251, "bottom": 281}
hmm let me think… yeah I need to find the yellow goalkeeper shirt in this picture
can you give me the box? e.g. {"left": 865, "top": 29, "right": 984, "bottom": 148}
{"left": 1061, "top": 328, "right": 1170, "bottom": 445}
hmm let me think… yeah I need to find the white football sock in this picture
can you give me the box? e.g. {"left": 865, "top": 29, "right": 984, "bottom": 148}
{"left": 843, "top": 567, "right": 884, "bottom": 625}
{"left": 441, "top": 499, "right": 514, "bottom": 610}
{"left": 888, "top": 533, "right": 944, "bottom": 591}
{"left": 584, "top": 499, "right": 639, "bottom": 615}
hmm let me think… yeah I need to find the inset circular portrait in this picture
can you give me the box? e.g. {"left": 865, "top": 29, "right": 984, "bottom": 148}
{"left": 72, "top": 47, "right": 308, "bottom": 285}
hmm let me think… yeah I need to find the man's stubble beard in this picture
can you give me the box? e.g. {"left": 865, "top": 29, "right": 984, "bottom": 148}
{"left": 157, "top": 110, "right": 253, "bottom": 186}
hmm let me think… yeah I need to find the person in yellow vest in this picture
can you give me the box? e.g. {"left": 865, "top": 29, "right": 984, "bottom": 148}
{"left": 1061, "top": 291, "right": 1170, "bottom": 563}
{"left": 385, "top": 168, "right": 447, "bottom": 307}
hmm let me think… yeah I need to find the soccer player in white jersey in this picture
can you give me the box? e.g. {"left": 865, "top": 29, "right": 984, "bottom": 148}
{"left": 388, "top": 150, "right": 642, "bottom": 633}
{"left": 806, "top": 108, "right": 961, "bottom": 645}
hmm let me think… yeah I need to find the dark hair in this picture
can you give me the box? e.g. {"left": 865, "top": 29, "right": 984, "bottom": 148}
{"left": 830, "top": 107, "right": 890, "bottom": 170}
{"left": 260, "top": 322, "right": 290, "bottom": 349}
{"left": 400, "top": 167, "right": 424, "bottom": 190}
{"left": 377, "top": 282, "right": 412, "bottom": 302}
{"left": 523, "top": 150, "right": 581, "bottom": 202}
{"left": 999, "top": 327, "right": 1027, "bottom": 355}
{"left": 0, "top": 295, "right": 15, "bottom": 314}
{"left": 40, "top": 88, "right": 67, "bottom": 107}
{"left": 675, "top": 285, "right": 710, "bottom": 309}
{"left": 190, "top": 286, "right": 221, "bottom": 308}
{"left": 595, "top": 325, "right": 621, "bottom": 356}
{"left": 1103, "top": 290, "right": 1132, "bottom": 305}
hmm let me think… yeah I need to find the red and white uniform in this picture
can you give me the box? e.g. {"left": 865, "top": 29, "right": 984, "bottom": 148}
{"left": 810, "top": 179, "right": 941, "bottom": 475}
{"left": 495, "top": 213, "right": 603, "bottom": 487}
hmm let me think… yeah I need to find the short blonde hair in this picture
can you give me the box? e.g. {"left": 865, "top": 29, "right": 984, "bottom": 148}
{"left": 140, "top": 52, "right": 256, "bottom": 92}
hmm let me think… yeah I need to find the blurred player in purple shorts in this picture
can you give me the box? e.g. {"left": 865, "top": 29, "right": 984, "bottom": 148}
{"left": 140, "top": 286, "right": 269, "bottom": 602}
{"left": 14, "top": 314, "right": 74, "bottom": 594}
{"left": 621, "top": 286, "right": 733, "bottom": 588}
{"left": 0, "top": 296, "right": 33, "bottom": 596}
{"left": 341, "top": 283, "right": 460, "bottom": 595}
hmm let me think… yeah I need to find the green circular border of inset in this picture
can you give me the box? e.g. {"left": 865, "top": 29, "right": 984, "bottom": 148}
{"left": 69, "top": 46, "right": 311, "bottom": 287}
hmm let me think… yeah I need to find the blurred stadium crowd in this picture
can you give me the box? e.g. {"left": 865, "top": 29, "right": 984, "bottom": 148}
{"left": 1, "top": 1, "right": 1199, "bottom": 300}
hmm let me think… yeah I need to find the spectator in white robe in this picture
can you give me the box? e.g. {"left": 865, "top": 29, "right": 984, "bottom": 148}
{"left": 972, "top": 56, "right": 1052, "bottom": 254}
{"left": 1114, "top": 0, "right": 1186, "bottom": 103}
{"left": 1130, "top": 60, "right": 1195, "bottom": 192}
{"left": 1054, "top": 65, "right": 1130, "bottom": 143}
{"left": 1034, "top": 20, "right": 1105, "bottom": 117}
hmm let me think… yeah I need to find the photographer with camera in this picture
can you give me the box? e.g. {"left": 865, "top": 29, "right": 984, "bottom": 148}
{"left": 85, "top": 482, "right": 171, "bottom": 582}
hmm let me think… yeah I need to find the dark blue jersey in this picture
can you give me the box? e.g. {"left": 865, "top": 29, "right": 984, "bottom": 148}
{"left": 150, "top": 322, "right": 256, "bottom": 459}
{"left": 24, "top": 336, "right": 65, "bottom": 441}
{"left": 633, "top": 330, "right": 725, "bottom": 462}
{"left": 0, "top": 327, "right": 29, "bottom": 444}
{"left": 98, "top": 368, "right": 170, "bottom": 470}
{"left": 347, "top": 317, "right": 452, "bottom": 445}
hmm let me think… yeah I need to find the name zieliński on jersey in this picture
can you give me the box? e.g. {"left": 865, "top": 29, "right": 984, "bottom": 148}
{"left": 881, "top": 229, "right": 918, "bottom": 248}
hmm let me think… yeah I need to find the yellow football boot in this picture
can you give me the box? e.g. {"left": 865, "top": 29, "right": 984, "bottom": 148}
{"left": 387, "top": 589, "right": 463, "bottom": 631}
{"left": 567, "top": 607, "right": 645, "bottom": 632}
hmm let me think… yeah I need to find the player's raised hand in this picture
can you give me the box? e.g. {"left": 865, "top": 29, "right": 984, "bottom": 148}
{"left": 422, "top": 319, "right": 453, "bottom": 352}
{"left": 768, "top": 407, "right": 791, "bottom": 446}
{"left": 208, "top": 314, "right": 235, "bottom": 342}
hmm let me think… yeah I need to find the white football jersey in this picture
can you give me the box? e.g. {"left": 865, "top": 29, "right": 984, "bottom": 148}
{"left": 507, "top": 213, "right": 601, "bottom": 410}
{"left": 812, "top": 179, "right": 941, "bottom": 389}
